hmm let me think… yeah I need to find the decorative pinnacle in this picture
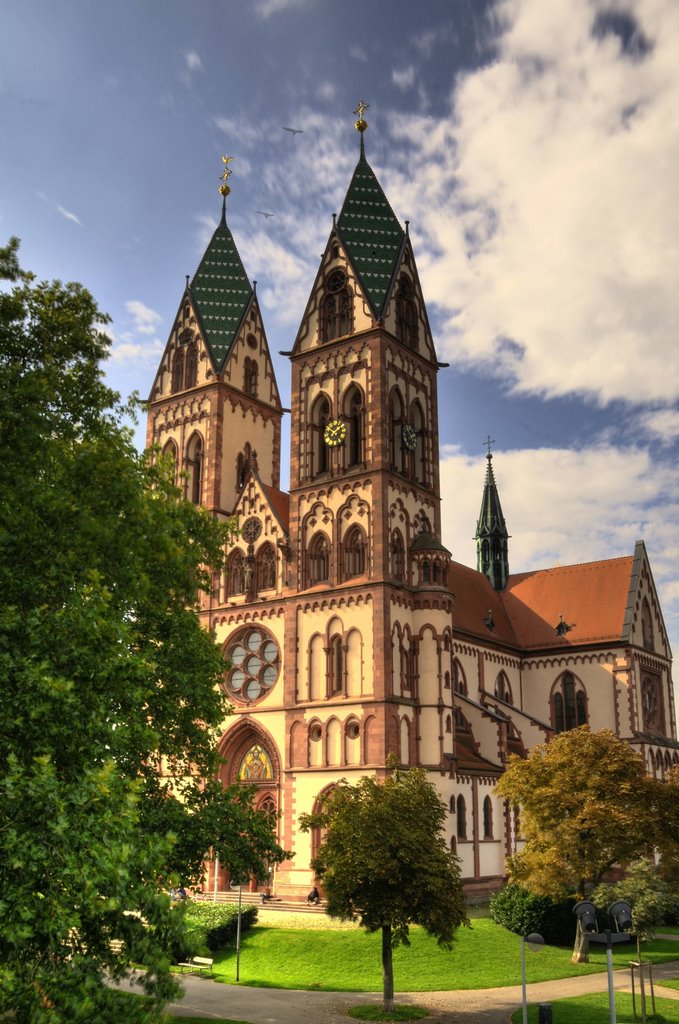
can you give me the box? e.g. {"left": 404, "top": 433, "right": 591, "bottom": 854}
{"left": 219, "top": 154, "right": 234, "bottom": 197}
{"left": 354, "top": 98, "right": 369, "bottom": 133}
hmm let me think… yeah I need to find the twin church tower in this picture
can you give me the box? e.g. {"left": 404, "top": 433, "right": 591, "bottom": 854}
{"left": 145, "top": 109, "right": 675, "bottom": 897}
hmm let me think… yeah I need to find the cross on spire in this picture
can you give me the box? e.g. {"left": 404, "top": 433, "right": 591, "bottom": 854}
{"left": 482, "top": 435, "right": 495, "bottom": 458}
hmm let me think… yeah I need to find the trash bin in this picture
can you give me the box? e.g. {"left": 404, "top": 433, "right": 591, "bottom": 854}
{"left": 538, "top": 1005, "right": 552, "bottom": 1024}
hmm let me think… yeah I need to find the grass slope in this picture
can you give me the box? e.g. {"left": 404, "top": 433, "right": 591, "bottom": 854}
{"left": 511, "top": 991, "right": 679, "bottom": 1023}
{"left": 212, "top": 920, "right": 679, "bottom": 992}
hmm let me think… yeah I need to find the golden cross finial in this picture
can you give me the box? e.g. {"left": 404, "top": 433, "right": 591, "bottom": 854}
{"left": 354, "top": 98, "right": 369, "bottom": 133}
{"left": 219, "top": 154, "right": 233, "bottom": 197}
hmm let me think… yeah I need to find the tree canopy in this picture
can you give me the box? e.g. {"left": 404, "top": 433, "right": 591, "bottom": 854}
{"left": 495, "top": 727, "right": 659, "bottom": 961}
{"left": 0, "top": 239, "right": 285, "bottom": 1021}
{"left": 300, "top": 766, "right": 468, "bottom": 1011}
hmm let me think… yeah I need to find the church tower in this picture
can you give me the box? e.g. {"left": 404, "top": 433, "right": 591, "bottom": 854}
{"left": 475, "top": 446, "right": 509, "bottom": 590}
{"left": 146, "top": 158, "right": 283, "bottom": 515}
{"left": 283, "top": 102, "right": 457, "bottom": 831}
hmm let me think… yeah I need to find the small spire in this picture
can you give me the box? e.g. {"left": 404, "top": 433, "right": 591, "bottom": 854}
{"left": 354, "top": 98, "right": 369, "bottom": 156}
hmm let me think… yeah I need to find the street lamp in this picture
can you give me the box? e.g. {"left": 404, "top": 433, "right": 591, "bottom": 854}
{"left": 229, "top": 876, "right": 245, "bottom": 981}
{"left": 521, "top": 932, "right": 545, "bottom": 1024}
{"left": 574, "top": 899, "right": 632, "bottom": 1024}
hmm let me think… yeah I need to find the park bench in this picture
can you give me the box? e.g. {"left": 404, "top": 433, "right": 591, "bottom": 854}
{"left": 177, "top": 955, "right": 214, "bottom": 975}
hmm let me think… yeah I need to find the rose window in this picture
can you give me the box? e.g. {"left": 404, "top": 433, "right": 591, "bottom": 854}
{"left": 225, "top": 628, "right": 280, "bottom": 704}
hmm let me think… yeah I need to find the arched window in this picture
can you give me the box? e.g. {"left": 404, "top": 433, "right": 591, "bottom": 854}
{"left": 395, "top": 277, "right": 418, "bottom": 349}
{"left": 456, "top": 795, "right": 467, "bottom": 840}
{"left": 161, "top": 440, "right": 178, "bottom": 485}
{"left": 227, "top": 549, "right": 245, "bottom": 596}
{"left": 494, "top": 672, "right": 512, "bottom": 704}
{"left": 185, "top": 433, "right": 203, "bottom": 505}
{"left": 244, "top": 357, "right": 258, "bottom": 397}
{"left": 343, "top": 525, "right": 366, "bottom": 580}
{"left": 311, "top": 395, "right": 331, "bottom": 477}
{"left": 641, "top": 599, "right": 654, "bottom": 651}
{"left": 308, "top": 533, "right": 330, "bottom": 586}
{"left": 411, "top": 401, "right": 426, "bottom": 485}
{"left": 185, "top": 342, "right": 197, "bottom": 388}
{"left": 483, "top": 796, "right": 494, "bottom": 839}
{"left": 344, "top": 385, "right": 364, "bottom": 467}
{"left": 391, "top": 530, "right": 405, "bottom": 582}
{"left": 389, "top": 389, "right": 406, "bottom": 473}
{"left": 171, "top": 348, "right": 184, "bottom": 393}
{"left": 455, "top": 708, "right": 470, "bottom": 732}
{"left": 445, "top": 714, "right": 452, "bottom": 734}
{"left": 641, "top": 673, "right": 663, "bottom": 732}
{"left": 236, "top": 443, "right": 252, "bottom": 492}
{"left": 257, "top": 543, "right": 277, "bottom": 591}
{"left": 321, "top": 270, "right": 352, "bottom": 342}
{"left": 552, "top": 672, "right": 587, "bottom": 732}
{"left": 452, "top": 660, "right": 467, "bottom": 696}
{"left": 329, "top": 634, "right": 344, "bottom": 696}
{"left": 422, "top": 560, "right": 431, "bottom": 584}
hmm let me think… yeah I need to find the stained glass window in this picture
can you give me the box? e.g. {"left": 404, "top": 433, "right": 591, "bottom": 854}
{"left": 238, "top": 744, "right": 273, "bottom": 781}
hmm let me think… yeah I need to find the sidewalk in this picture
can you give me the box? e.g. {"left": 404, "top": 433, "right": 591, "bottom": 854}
{"left": 115, "top": 956, "right": 679, "bottom": 1023}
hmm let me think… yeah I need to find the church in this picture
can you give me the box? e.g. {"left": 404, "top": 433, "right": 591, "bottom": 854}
{"left": 145, "top": 109, "right": 677, "bottom": 899}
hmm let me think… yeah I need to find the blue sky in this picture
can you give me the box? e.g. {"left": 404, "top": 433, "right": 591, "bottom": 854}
{"left": 3, "top": 0, "right": 679, "bottom": 669}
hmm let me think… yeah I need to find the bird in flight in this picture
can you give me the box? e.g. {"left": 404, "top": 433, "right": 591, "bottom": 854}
{"left": 283, "top": 126, "right": 303, "bottom": 136}
{"left": 256, "top": 211, "right": 275, "bottom": 219}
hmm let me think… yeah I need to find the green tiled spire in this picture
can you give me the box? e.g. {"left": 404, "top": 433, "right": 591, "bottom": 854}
{"left": 337, "top": 144, "right": 405, "bottom": 318}
{"left": 475, "top": 449, "right": 510, "bottom": 591}
{"left": 190, "top": 203, "right": 253, "bottom": 371}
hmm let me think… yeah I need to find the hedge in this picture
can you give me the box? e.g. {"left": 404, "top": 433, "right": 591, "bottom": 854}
{"left": 170, "top": 900, "right": 259, "bottom": 960}
{"left": 489, "top": 883, "right": 576, "bottom": 946}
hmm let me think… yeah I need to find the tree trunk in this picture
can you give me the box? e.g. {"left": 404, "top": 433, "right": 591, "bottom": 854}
{"left": 381, "top": 924, "right": 394, "bottom": 1012}
{"left": 572, "top": 918, "right": 590, "bottom": 963}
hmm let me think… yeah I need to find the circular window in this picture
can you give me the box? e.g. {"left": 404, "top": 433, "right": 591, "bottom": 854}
{"left": 310, "top": 724, "right": 323, "bottom": 742}
{"left": 247, "top": 333, "right": 258, "bottom": 349}
{"left": 346, "top": 721, "right": 360, "bottom": 740}
{"left": 224, "top": 628, "right": 281, "bottom": 704}
{"left": 327, "top": 269, "right": 347, "bottom": 293}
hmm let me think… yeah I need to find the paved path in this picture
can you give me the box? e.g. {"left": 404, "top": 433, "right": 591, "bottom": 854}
{"left": 117, "top": 957, "right": 679, "bottom": 1023}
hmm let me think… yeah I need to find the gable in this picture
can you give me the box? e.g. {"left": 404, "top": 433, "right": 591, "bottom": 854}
{"left": 221, "top": 297, "right": 282, "bottom": 410}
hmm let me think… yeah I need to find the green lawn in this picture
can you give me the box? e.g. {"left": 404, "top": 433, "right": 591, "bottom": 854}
{"left": 511, "top": 990, "right": 679, "bottom": 1023}
{"left": 210, "top": 919, "right": 679, "bottom": 992}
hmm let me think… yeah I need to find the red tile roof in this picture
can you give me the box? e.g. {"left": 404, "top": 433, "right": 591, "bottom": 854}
{"left": 449, "top": 554, "right": 634, "bottom": 652}
{"left": 262, "top": 484, "right": 290, "bottom": 533}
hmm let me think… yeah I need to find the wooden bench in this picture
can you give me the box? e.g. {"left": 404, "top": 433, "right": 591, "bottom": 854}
{"left": 177, "top": 956, "right": 214, "bottom": 975}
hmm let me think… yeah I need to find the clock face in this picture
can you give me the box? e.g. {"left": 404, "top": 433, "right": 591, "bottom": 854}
{"left": 324, "top": 419, "right": 347, "bottom": 447}
{"left": 402, "top": 423, "right": 418, "bottom": 452}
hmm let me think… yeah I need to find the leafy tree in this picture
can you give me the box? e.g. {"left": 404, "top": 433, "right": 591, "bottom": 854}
{"left": 495, "top": 728, "right": 657, "bottom": 962}
{"left": 300, "top": 767, "right": 469, "bottom": 1012}
{"left": 0, "top": 239, "right": 286, "bottom": 1021}
{"left": 592, "top": 858, "right": 679, "bottom": 960}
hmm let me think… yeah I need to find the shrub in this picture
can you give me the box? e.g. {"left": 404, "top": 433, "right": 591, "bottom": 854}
{"left": 167, "top": 901, "right": 259, "bottom": 961}
{"left": 490, "top": 883, "right": 575, "bottom": 946}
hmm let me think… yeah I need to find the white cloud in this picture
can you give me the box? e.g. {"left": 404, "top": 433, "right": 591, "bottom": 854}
{"left": 385, "top": 0, "right": 679, "bottom": 409}
{"left": 254, "top": 0, "right": 311, "bottom": 18}
{"left": 184, "top": 50, "right": 204, "bottom": 73}
{"left": 638, "top": 407, "right": 679, "bottom": 444}
{"left": 57, "top": 205, "right": 82, "bottom": 226}
{"left": 392, "top": 66, "right": 416, "bottom": 91}
{"left": 350, "top": 45, "right": 368, "bottom": 62}
{"left": 126, "top": 300, "right": 162, "bottom": 336}
{"left": 109, "top": 338, "right": 164, "bottom": 366}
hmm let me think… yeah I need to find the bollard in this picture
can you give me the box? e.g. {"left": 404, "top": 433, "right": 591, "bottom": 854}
{"left": 538, "top": 1004, "right": 553, "bottom": 1024}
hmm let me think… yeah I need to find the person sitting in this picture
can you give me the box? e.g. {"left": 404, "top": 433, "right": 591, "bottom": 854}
{"left": 307, "top": 886, "right": 320, "bottom": 905}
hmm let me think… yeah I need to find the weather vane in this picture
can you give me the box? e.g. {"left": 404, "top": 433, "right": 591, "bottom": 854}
{"left": 354, "top": 98, "right": 369, "bottom": 133}
{"left": 219, "top": 155, "right": 234, "bottom": 197}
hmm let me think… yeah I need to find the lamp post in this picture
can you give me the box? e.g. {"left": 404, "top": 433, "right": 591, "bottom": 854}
{"left": 521, "top": 932, "right": 545, "bottom": 1024}
{"left": 574, "top": 900, "right": 632, "bottom": 1024}
{"left": 229, "top": 877, "right": 244, "bottom": 981}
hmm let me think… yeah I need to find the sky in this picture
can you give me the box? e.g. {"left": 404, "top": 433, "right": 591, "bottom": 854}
{"left": 3, "top": 0, "right": 679, "bottom": 671}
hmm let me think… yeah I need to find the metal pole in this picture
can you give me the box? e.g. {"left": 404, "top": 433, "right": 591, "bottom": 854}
{"left": 213, "top": 855, "right": 219, "bottom": 902}
{"left": 235, "top": 883, "right": 242, "bottom": 982}
{"left": 606, "top": 932, "right": 616, "bottom": 1024}
{"left": 521, "top": 936, "right": 528, "bottom": 1024}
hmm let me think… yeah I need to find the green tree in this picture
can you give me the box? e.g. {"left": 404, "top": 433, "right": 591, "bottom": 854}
{"left": 300, "top": 767, "right": 469, "bottom": 1012}
{"left": 496, "top": 728, "right": 657, "bottom": 962}
{"left": 592, "top": 858, "right": 679, "bottom": 960}
{"left": 0, "top": 239, "right": 286, "bottom": 1021}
